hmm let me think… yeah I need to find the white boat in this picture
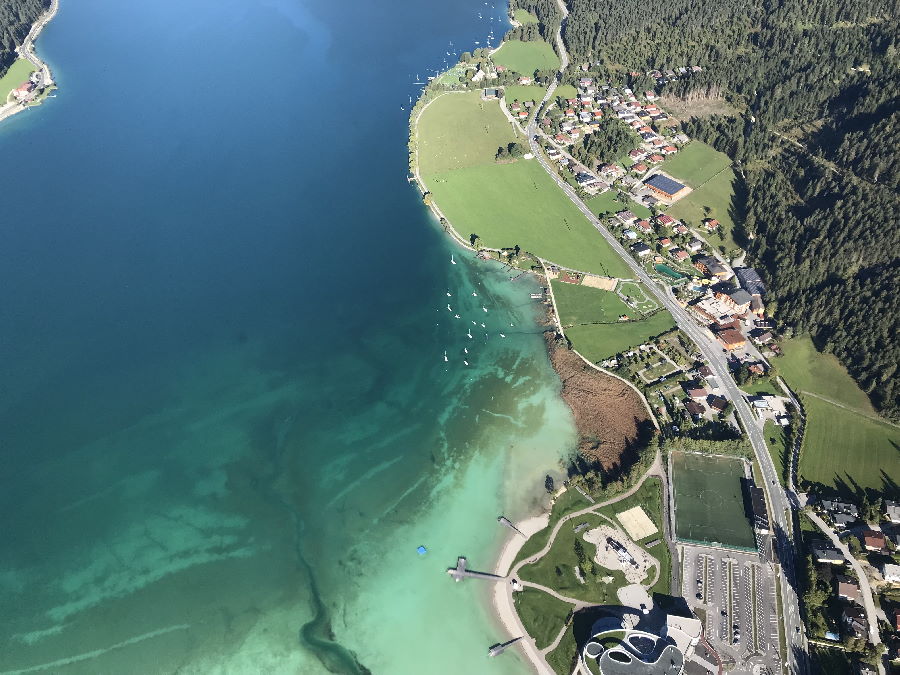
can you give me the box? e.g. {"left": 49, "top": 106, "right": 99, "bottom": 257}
{"left": 450, "top": 254, "right": 456, "bottom": 265}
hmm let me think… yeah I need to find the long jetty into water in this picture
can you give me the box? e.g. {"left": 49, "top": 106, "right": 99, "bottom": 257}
{"left": 447, "top": 556, "right": 505, "bottom": 582}
{"left": 488, "top": 636, "right": 523, "bottom": 657}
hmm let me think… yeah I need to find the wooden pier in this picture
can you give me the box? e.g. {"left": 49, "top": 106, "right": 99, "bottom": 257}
{"left": 447, "top": 556, "right": 505, "bottom": 582}
{"left": 488, "top": 636, "right": 523, "bottom": 657}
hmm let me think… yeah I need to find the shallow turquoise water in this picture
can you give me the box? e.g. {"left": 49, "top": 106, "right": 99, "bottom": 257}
{"left": 0, "top": 0, "right": 576, "bottom": 672}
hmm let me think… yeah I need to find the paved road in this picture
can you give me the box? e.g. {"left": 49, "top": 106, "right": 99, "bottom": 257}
{"left": 806, "top": 512, "right": 883, "bottom": 658}
{"left": 528, "top": 1, "right": 808, "bottom": 671}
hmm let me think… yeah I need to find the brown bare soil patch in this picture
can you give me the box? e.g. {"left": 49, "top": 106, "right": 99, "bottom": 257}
{"left": 658, "top": 95, "right": 737, "bottom": 120}
{"left": 545, "top": 333, "right": 653, "bottom": 473}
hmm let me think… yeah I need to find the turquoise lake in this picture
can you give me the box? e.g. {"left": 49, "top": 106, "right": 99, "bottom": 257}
{"left": 0, "top": 0, "right": 578, "bottom": 672}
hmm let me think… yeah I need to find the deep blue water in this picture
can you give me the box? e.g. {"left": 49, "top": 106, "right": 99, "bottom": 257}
{"left": 0, "top": 0, "right": 575, "bottom": 672}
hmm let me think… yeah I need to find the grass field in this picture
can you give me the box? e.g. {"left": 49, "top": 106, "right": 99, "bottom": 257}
{"left": 779, "top": 336, "right": 875, "bottom": 412}
{"left": 492, "top": 39, "right": 559, "bottom": 75}
{"left": 586, "top": 191, "right": 652, "bottom": 219}
{"left": 555, "top": 84, "right": 578, "bottom": 100}
{"left": 671, "top": 451, "right": 756, "bottom": 550}
{"left": 660, "top": 141, "right": 731, "bottom": 187}
{"left": 668, "top": 168, "right": 739, "bottom": 253}
{"left": 565, "top": 310, "right": 675, "bottom": 362}
{"left": 518, "top": 512, "right": 629, "bottom": 604}
{"left": 777, "top": 337, "right": 899, "bottom": 493}
{"left": 798, "top": 396, "right": 899, "bottom": 494}
{"left": 0, "top": 59, "right": 35, "bottom": 101}
{"left": 425, "top": 160, "right": 633, "bottom": 277}
{"left": 617, "top": 281, "right": 658, "bottom": 314}
{"left": 514, "top": 588, "right": 572, "bottom": 650}
{"left": 551, "top": 281, "right": 632, "bottom": 326}
{"left": 546, "top": 626, "right": 577, "bottom": 675}
{"left": 503, "top": 84, "right": 545, "bottom": 105}
{"left": 513, "top": 8, "right": 539, "bottom": 24}
{"left": 416, "top": 92, "right": 518, "bottom": 174}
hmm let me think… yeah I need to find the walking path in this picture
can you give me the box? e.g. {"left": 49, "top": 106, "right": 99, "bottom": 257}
{"left": 492, "top": 452, "right": 665, "bottom": 673}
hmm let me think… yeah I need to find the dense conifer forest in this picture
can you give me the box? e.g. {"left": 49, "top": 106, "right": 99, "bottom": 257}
{"left": 514, "top": 0, "right": 899, "bottom": 418}
{"left": 0, "top": 0, "right": 50, "bottom": 73}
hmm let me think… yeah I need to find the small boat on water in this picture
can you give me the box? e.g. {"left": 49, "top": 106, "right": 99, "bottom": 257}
{"left": 450, "top": 254, "right": 456, "bottom": 265}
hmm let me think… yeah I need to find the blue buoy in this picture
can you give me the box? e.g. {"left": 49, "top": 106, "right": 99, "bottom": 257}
{"left": 417, "top": 545, "right": 427, "bottom": 556}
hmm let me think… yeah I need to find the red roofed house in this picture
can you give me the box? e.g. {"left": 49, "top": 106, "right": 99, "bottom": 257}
{"left": 656, "top": 214, "right": 674, "bottom": 226}
{"left": 861, "top": 530, "right": 886, "bottom": 552}
{"left": 662, "top": 145, "right": 678, "bottom": 154}
{"left": 658, "top": 237, "right": 673, "bottom": 249}
{"left": 632, "top": 162, "right": 648, "bottom": 173}
{"left": 565, "top": 108, "right": 576, "bottom": 117}
{"left": 703, "top": 218, "right": 720, "bottom": 231}
{"left": 671, "top": 248, "right": 689, "bottom": 262}
{"left": 718, "top": 329, "right": 746, "bottom": 351}
{"left": 649, "top": 153, "right": 665, "bottom": 163}
{"left": 635, "top": 219, "right": 653, "bottom": 233}
{"left": 518, "top": 76, "right": 532, "bottom": 85}
{"left": 673, "top": 224, "right": 688, "bottom": 235}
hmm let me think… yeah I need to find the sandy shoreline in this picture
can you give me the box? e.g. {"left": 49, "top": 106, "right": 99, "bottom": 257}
{"left": 0, "top": 0, "right": 60, "bottom": 126}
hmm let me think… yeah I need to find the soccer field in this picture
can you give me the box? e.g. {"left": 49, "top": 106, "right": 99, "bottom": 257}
{"left": 672, "top": 452, "right": 756, "bottom": 550}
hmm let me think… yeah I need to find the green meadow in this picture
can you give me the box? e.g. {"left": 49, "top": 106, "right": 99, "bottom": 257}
{"left": 426, "top": 160, "right": 632, "bottom": 277}
{"left": 779, "top": 337, "right": 900, "bottom": 493}
{"left": 416, "top": 92, "right": 519, "bottom": 174}
{"left": 492, "top": 39, "right": 559, "bottom": 75}
{"left": 660, "top": 141, "right": 731, "bottom": 187}
{"left": 0, "top": 59, "right": 35, "bottom": 101}
{"left": 564, "top": 310, "right": 675, "bottom": 361}
{"left": 513, "top": 8, "right": 539, "bottom": 24}
{"left": 551, "top": 281, "right": 632, "bottom": 326}
{"left": 586, "top": 192, "right": 652, "bottom": 219}
{"left": 503, "top": 84, "right": 545, "bottom": 105}
{"left": 668, "top": 168, "right": 740, "bottom": 251}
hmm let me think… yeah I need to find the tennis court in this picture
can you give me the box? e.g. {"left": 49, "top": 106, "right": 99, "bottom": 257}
{"left": 671, "top": 451, "right": 756, "bottom": 550}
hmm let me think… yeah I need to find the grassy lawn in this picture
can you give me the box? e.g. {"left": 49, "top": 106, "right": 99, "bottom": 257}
{"left": 617, "top": 281, "right": 658, "bottom": 314}
{"left": 492, "top": 39, "right": 559, "bottom": 75}
{"left": 660, "top": 141, "right": 731, "bottom": 187}
{"left": 668, "top": 168, "right": 739, "bottom": 253}
{"left": 799, "top": 396, "right": 899, "bottom": 494}
{"left": 513, "top": 8, "right": 539, "bottom": 24}
{"left": 425, "top": 160, "right": 632, "bottom": 277}
{"left": 514, "top": 489, "right": 590, "bottom": 566}
{"left": 586, "top": 191, "right": 652, "bottom": 219}
{"left": 777, "top": 337, "right": 899, "bottom": 494}
{"left": 671, "top": 451, "right": 756, "bottom": 550}
{"left": 740, "top": 377, "right": 784, "bottom": 398}
{"left": 518, "top": 512, "right": 629, "bottom": 604}
{"left": 503, "top": 84, "right": 545, "bottom": 105}
{"left": 592, "top": 477, "right": 671, "bottom": 596}
{"left": 643, "top": 360, "right": 678, "bottom": 381}
{"left": 555, "top": 84, "right": 578, "bottom": 100}
{"left": 763, "top": 420, "right": 789, "bottom": 488}
{"left": 778, "top": 336, "right": 875, "bottom": 412}
{"left": 513, "top": 588, "right": 572, "bottom": 650}
{"left": 436, "top": 64, "right": 466, "bottom": 86}
{"left": 552, "top": 280, "right": 632, "bottom": 326}
{"left": 0, "top": 59, "right": 36, "bottom": 101}
{"left": 545, "top": 625, "right": 577, "bottom": 675}
{"left": 565, "top": 310, "right": 675, "bottom": 362}
{"left": 416, "top": 92, "right": 518, "bottom": 174}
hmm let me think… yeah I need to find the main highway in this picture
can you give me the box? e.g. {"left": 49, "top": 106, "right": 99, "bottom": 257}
{"left": 522, "top": 2, "right": 808, "bottom": 671}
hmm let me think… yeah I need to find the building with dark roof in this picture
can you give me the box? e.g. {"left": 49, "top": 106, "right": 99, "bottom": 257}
{"left": 748, "top": 482, "right": 769, "bottom": 534}
{"left": 643, "top": 173, "right": 688, "bottom": 200}
{"left": 734, "top": 267, "right": 766, "bottom": 297}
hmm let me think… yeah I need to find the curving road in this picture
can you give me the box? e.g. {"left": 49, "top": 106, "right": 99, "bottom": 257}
{"left": 525, "top": 1, "right": 808, "bottom": 671}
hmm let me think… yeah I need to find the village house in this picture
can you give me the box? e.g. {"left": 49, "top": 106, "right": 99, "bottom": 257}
{"left": 632, "top": 162, "right": 648, "bottom": 173}
{"left": 702, "top": 218, "right": 720, "bottom": 231}
{"left": 616, "top": 210, "right": 638, "bottom": 225}
{"left": 671, "top": 248, "right": 689, "bottom": 262}
{"left": 833, "top": 513, "right": 857, "bottom": 530}
{"left": 834, "top": 575, "right": 861, "bottom": 602}
{"left": 658, "top": 237, "right": 673, "bottom": 249}
{"left": 842, "top": 605, "right": 868, "bottom": 640}
{"left": 821, "top": 500, "right": 860, "bottom": 517}
{"left": 885, "top": 500, "right": 900, "bottom": 523}
{"left": 518, "top": 76, "right": 532, "bottom": 85}
{"left": 861, "top": 529, "right": 886, "bottom": 552}
{"left": 694, "top": 256, "right": 734, "bottom": 281}
{"left": 623, "top": 229, "right": 638, "bottom": 240}
{"left": 717, "top": 329, "right": 746, "bottom": 351}
{"left": 715, "top": 288, "right": 753, "bottom": 314}
{"left": 684, "top": 400, "right": 705, "bottom": 418}
{"left": 707, "top": 395, "right": 730, "bottom": 413}
{"left": 483, "top": 88, "right": 501, "bottom": 100}
{"left": 655, "top": 213, "right": 675, "bottom": 227}
{"left": 882, "top": 563, "right": 900, "bottom": 583}
{"left": 686, "top": 387, "right": 708, "bottom": 400}
{"left": 812, "top": 544, "right": 845, "bottom": 565}
{"left": 632, "top": 243, "right": 652, "bottom": 257}
{"left": 673, "top": 223, "right": 688, "bottom": 235}
{"left": 687, "top": 239, "right": 703, "bottom": 252}
{"left": 635, "top": 219, "right": 653, "bottom": 234}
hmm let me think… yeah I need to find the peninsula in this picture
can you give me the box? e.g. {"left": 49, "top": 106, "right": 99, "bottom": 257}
{"left": 0, "top": 0, "right": 59, "bottom": 125}
{"left": 410, "top": 0, "right": 899, "bottom": 673}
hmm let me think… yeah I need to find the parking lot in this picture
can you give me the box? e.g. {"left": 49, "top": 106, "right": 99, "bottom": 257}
{"left": 681, "top": 544, "right": 781, "bottom": 673}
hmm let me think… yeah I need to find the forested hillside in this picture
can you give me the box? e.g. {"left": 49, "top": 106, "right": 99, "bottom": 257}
{"left": 0, "top": 0, "right": 49, "bottom": 73}
{"left": 560, "top": 0, "right": 900, "bottom": 419}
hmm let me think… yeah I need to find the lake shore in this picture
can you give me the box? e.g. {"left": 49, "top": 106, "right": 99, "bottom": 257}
{"left": 0, "top": 0, "right": 59, "bottom": 125}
